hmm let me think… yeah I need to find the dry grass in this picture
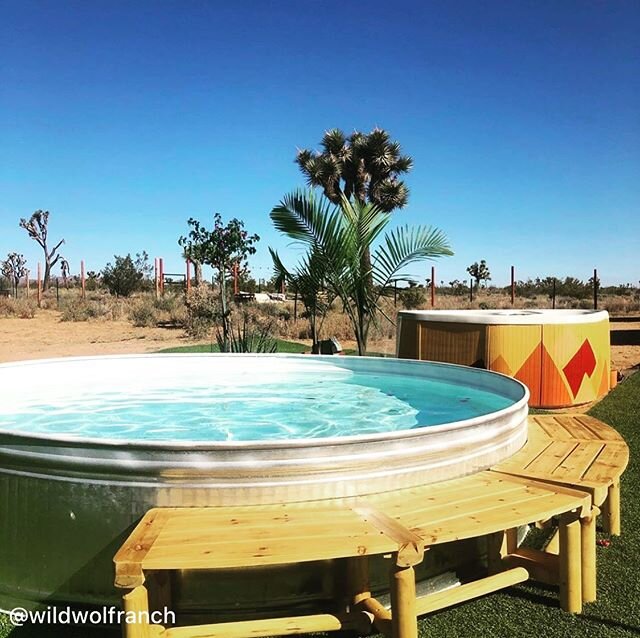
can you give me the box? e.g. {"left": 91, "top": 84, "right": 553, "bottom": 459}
{"left": 1, "top": 287, "right": 638, "bottom": 351}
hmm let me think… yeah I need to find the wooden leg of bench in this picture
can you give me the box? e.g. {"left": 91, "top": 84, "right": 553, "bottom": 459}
{"left": 602, "top": 481, "right": 621, "bottom": 536}
{"left": 122, "top": 585, "right": 151, "bottom": 638}
{"left": 487, "top": 531, "right": 504, "bottom": 575}
{"left": 581, "top": 508, "right": 597, "bottom": 603}
{"left": 390, "top": 563, "right": 417, "bottom": 638}
{"left": 559, "top": 515, "right": 582, "bottom": 614}
{"left": 505, "top": 527, "right": 519, "bottom": 554}
{"left": 347, "top": 556, "right": 371, "bottom": 606}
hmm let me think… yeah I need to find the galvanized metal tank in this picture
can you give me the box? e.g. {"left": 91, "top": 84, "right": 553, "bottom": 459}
{"left": 0, "top": 355, "right": 528, "bottom": 615}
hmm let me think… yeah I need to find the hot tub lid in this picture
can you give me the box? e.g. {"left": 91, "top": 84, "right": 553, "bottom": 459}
{"left": 398, "top": 309, "right": 609, "bottom": 326}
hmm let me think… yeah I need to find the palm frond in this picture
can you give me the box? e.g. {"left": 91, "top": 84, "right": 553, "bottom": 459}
{"left": 371, "top": 225, "right": 453, "bottom": 290}
{"left": 270, "top": 189, "right": 341, "bottom": 247}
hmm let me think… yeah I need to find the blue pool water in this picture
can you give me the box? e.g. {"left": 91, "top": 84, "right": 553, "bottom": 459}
{"left": 0, "top": 356, "right": 518, "bottom": 442}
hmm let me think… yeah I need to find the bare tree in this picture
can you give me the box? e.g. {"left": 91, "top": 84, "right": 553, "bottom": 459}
{"left": 19, "top": 210, "right": 65, "bottom": 290}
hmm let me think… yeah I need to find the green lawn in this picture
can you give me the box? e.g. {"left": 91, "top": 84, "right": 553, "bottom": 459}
{"left": 156, "top": 339, "right": 308, "bottom": 354}
{"left": 1, "top": 372, "right": 638, "bottom": 637}
{"left": 156, "top": 341, "right": 385, "bottom": 356}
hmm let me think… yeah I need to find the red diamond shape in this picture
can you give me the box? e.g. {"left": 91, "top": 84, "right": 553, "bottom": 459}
{"left": 563, "top": 339, "right": 596, "bottom": 398}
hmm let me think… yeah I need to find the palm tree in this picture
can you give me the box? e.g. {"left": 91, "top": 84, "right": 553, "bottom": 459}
{"left": 270, "top": 190, "right": 453, "bottom": 355}
{"left": 269, "top": 246, "right": 332, "bottom": 351}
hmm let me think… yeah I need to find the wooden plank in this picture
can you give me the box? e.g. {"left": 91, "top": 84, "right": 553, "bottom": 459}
{"left": 143, "top": 534, "right": 396, "bottom": 570}
{"left": 551, "top": 442, "right": 606, "bottom": 481}
{"left": 553, "top": 415, "right": 601, "bottom": 440}
{"left": 415, "top": 567, "right": 529, "bottom": 615}
{"left": 581, "top": 443, "right": 629, "bottom": 484}
{"left": 525, "top": 441, "right": 578, "bottom": 475}
{"left": 531, "top": 416, "right": 571, "bottom": 440}
{"left": 114, "top": 509, "right": 174, "bottom": 588}
{"left": 351, "top": 501, "right": 424, "bottom": 567}
{"left": 572, "top": 415, "right": 624, "bottom": 441}
{"left": 495, "top": 439, "right": 551, "bottom": 471}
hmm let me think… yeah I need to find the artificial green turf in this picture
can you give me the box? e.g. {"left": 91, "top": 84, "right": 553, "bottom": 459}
{"left": 1, "top": 373, "right": 638, "bottom": 637}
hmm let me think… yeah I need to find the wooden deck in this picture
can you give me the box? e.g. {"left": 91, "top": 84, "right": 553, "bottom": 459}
{"left": 115, "top": 472, "right": 592, "bottom": 638}
{"left": 494, "top": 415, "right": 629, "bottom": 535}
{"left": 113, "top": 414, "right": 629, "bottom": 638}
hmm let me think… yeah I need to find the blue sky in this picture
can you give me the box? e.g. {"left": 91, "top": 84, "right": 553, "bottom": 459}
{"left": 1, "top": 0, "right": 638, "bottom": 286}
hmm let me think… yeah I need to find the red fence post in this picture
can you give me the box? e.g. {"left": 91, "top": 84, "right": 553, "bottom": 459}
{"left": 37, "top": 263, "right": 42, "bottom": 308}
{"left": 431, "top": 266, "right": 435, "bottom": 307}
{"left": 511, "top": 266, "right": 515, "bottom": 305}
{"left": 159, "top": 258, "right": 164, "bottom": 296}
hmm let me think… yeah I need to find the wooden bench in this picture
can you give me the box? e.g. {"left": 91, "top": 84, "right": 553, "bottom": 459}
{"left": 493, "top": 415, "right": 629, "bottom": 536}
{"left": 114, "top": 471, "right": 592, "bottom": 638}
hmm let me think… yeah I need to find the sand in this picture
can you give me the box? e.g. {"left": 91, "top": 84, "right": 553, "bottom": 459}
{"left": 1, "top": 311, "right": 638, "bottom": 375}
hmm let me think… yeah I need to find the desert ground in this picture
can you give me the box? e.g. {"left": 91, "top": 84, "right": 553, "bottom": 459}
{"left": 1, "top": 310, "right": 639, "bottom": 376}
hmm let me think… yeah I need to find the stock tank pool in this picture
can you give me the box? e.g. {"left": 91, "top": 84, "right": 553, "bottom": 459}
{"left": 0, "top": 354, "right": 528, "bottom": 613}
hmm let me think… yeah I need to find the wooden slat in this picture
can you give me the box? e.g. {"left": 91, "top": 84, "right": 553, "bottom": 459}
{"left": 551, "top": 442, "right": 606, "bottom": 480}
{"left": 524, "top": 441, "right": 578, "bottom": 475}
{"left": 581, "top": 443, "right": 629, "bottom": 484}
{"left": 496, "top": 439, "right": 551, "bottom": 471}
{"left": 553, "top": 415, "right": 601, "bottom": 440}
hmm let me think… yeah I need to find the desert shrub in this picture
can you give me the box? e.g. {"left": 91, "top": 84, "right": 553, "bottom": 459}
{"left": 185, "top": 285, "right": 219, "bottom": 339}
{"left": 129, "top": 298, "right": 159, "bottom": 327}
{"left": 102, "top": 253, "right": 151, "bottom": 297}
{"left": 14, "top": 298, "right": 37, "bottom": 319}
{"left": 0, "top": 297, "right": 15, "bottom": 316}
{"left": 399, "top": 286, "right": 426, "bottom": 310}
{"left": 60, "top": 299, "right": 111, "bottom": 322}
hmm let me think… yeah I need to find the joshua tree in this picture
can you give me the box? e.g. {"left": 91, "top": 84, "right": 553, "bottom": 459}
{"left": 467, "top": 260, "right": 491, "bottom": 290}
{"left": 296, "top": 128, "right": 413, "bottom": 211}
{"left": 271, "top": 190, "right": 452, "bottom": 355}
{"left": 19, "top": 210, "right": 65, "bottom": 290}
{"left": 0, "top": 252, "right": 27, "bottom": 296}
{"left": 296, "top": 128, "right": 413, "bottom": 291}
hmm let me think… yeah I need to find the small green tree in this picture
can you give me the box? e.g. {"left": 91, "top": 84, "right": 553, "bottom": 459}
{"left": 270, "top": 246, "right": 332, "bottom": 350}
{"left": 101, "top": 252, "right": 150, "bottom": 297}
{"left": 467, "top": 260, "right": 491, "bottom": 290}
{"left": 1, "top": 252, "right": 27, "bottom": 296}
{"left": 179, "top": 213, "right": 259, "bottom": 351}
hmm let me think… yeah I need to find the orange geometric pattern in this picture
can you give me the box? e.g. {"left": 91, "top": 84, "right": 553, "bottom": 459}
{"left": 404, "top": 316, "right": 611, "bottom": 408}
{"left": 486, "top": 321, "right": 610, "bottom": 408}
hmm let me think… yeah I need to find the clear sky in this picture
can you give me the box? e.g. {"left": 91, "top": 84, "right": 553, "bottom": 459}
{"left": 1, "top": 0, "right": 638, "bottom": 286}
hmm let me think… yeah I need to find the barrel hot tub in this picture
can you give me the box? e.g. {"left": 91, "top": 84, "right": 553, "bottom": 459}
{"left": 0, "top": 354, "right": 527, "bottom": 616}
{"left": 397, "top": 309, "right": 611, "bottom": 408}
